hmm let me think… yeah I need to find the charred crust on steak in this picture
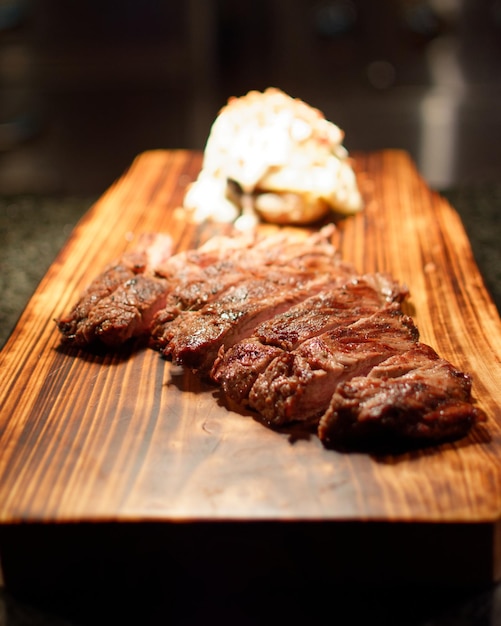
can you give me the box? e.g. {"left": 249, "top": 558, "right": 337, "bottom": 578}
{"left": 318, "top": 344, "right": 487, "bottom": 451}
{"left": 56, "top": 233, "right": 173, "bottom": 348}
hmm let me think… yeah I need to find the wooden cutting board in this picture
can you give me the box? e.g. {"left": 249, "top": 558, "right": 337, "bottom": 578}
{"left": 1, "top": 150, "right": 501, "bottom": 580}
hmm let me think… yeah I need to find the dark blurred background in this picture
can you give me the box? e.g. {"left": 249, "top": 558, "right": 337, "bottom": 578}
{"left": 1, "top": 0, "right": 500, "bottom": 196}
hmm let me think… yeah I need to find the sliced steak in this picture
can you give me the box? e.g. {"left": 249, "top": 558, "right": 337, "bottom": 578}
{"left": 161, "top": 271, "right": 347, "bottom": 373}
{"left": 212, "top": 339, "right": 285, "bottom": 405}
{"left": 212, "top": 276, "right": 408, "bottom": 405}
{"left": 57, "top": 259, "right": 143, "bottom": 342}
{"left": 56, "top": 233, "right": 172, "bottom": 346}
{"left": 154, "top": 230, "right": 258, "bottom": 284}
{"left": 71, "top": 274, "right": 169, "bottom": 347}
{"left": 56, "top": 225, "right": 486, "bottom": 451}
{"left": 150, "top": 255, "right": 270, "bottom": 348}
{"left": 318, "top": 343, "right": 487, "bottom": 448}
{"left": 246, "top": 304, "right": 420, "bottom": 425}
{"left": 150, "top": 224, "right": 354, "bottom": 350}
{"left": 252, "top": 274, "right": 407, "bottom": 350}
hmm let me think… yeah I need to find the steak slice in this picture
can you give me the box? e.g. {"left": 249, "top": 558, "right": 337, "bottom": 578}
{"left": 154, "top": 230, "right": 258, "bottom": 284}
{"left": 72, "top": 274, "right": 169, "bottom": 347}
{"left": 150, "top": 224, "right": 354, "bottom": 350}
{"left": 150, "top": 254, "right": 273, "bottom": 350}
{"left": 252, "top": 273, "right": 407, "bottom": 350}
{"left": 211, "top": 275, "right": 408, "bottom": 403}
{"left": 56, "top": 233, "right": 172, "bottom": 347}
{"left": 160, "top": 271, "right": 348, "bottom": 373}
{"left": 247, "top": 304, "right": 420, "bottom": 425}
{"left": 318, "top": 343, "right": 487, "bottom": 448}
{"left": 212, "top": 339, "right": 285, "bottom": 405}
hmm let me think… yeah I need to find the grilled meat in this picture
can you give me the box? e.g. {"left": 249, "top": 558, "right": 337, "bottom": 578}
{"left": 70, "top": 274, "right": 170, "bottom": 347}
{"left": 150, "top": 224, "right": 354, "bottom": 350}
{"left": 56, "top": 233, "right": 172, "bottom": 346}
{"left": 162, "top": 273, "right": 352, "bottom": 373}
{"left": 211, "top": 275, "right": 407, "bottom": 403}
{"left": 56, "top": 226, "right": 486, "bottom": 450}
{"left": 318, "top": 343, "right": 487, "bottom": 449}
{"left": 246, "top": 304, "right": 420, "bottom": 425}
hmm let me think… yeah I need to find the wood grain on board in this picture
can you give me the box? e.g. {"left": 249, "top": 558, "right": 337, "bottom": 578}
{"left": 0, "top": 149, "right": 500, "bottom": 533}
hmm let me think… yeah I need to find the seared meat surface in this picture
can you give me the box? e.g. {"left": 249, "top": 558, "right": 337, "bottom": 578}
{"left": 57, "top": 233, "right": 172, "bottom": 346}
{"left": 161, "top": 272, "right": 351, "bottom": 373}
{"left": 318, "top": 344, "right": 486, "bottom": 449}
{"left": 211, "top": 276, "right": 408, "bottom": 405}
{"left": 150, "top": 224, "right": 354, "bottom": 350}
{"left": 72, "top": 274, "right": 169, "bottom": 347}
{"left": 247, "top": 304, "right": 419, "bottom": 424}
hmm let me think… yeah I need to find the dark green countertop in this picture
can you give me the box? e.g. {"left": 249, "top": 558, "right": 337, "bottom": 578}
{"left": 441, "top": 184, "right": 501, "bottom": 315}
{"left": 0, "top": 195, "right": 96, "bottom": 349}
